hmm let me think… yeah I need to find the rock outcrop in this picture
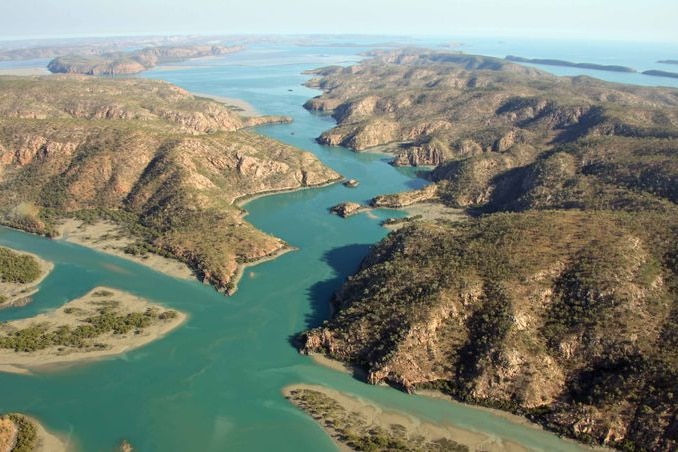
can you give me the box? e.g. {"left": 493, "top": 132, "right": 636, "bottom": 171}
{"left": 330, "top": 202, "right": 365, "bottom": 218}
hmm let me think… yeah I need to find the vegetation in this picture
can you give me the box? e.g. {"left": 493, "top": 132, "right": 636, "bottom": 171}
{"left": 5, "top": 414, "right": 37, "bottom": 452}
{"left": 0, "top": 76, "right": 339, "bottom": 291}
{"left": 0, "top": 247, "right": 42, "bottom": 284}
{"left": 286, "top": 388, "right": 468, "bottom": 451}
{"left": 299, "top": 50, "right": 678, "bottom": 450}
{"left": 0, "top": 303, "right": 178, "bottom": 352}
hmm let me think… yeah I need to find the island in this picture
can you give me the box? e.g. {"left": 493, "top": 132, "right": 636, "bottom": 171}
{"left": 0, "top": 76, "right": 340, "bottom": 293}
{"left": 0, "top": 287, "right": 185, "bottom": 374}
{"left": 0, "top": 247, "right": 53, "bottom": 308}
{"left": 658, "top": 59, "right": 678, "bottom": 65}
{"left": 642, "top": 69, "right": 678, "bottom": 79}
{"left": 505, "top": 55, "right": 636, "bottom": 73}
{"left": 0, "top": 413, "right": 68, "bottom": 452}
{"left": 297, "top": 49, "right": 678, "bottom": 451}
{"left": 47, "top": 44, "right": 244, "bottom": 76}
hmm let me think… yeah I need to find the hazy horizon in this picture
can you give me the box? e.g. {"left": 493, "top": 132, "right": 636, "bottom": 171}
{"left": 0, "top": 0, "right": 677, "bottom": 44}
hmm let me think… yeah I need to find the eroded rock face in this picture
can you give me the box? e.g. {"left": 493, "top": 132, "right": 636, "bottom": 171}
{"left": 298, "top": 209, "right": 678, "bottom": 450}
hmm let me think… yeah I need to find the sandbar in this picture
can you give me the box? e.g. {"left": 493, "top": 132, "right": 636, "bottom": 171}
{"left": 0, "top": 286, "right": 186, "bottom": 374}
{"left": 58, "top": 219, "right": 195, "bottom": 281}
{"left": 284, "top": 383, "right": 528, "bottom": 452}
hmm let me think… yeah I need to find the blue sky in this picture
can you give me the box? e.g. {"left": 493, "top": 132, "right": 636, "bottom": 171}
{"left": 0, "top": 0, "right": 676, "bottom": 42}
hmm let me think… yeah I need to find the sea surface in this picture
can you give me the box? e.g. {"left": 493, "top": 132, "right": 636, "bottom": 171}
{"left": 0, "top": 39, "right": 675, "bottom": 450}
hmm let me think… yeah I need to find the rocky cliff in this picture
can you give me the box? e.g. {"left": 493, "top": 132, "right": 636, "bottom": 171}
{"left": 298, "top": 50, "right": 678, "bottom": 450}
{"left": 0, "top": 76, "right": 340, "bottom": 290}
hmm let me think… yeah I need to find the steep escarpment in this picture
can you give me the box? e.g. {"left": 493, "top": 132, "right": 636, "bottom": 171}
{"left": 47, "top": 44, "right": 244, "bottom": 75}
{"left": 298, "top": 50, "right": 678, "bottom": 450}
{"left": 0, "top": 76, "right": 339, "bottom": 291}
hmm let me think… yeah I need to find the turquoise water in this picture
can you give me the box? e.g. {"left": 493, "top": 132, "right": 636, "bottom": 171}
{"left": 0, "top": 44, "right": 634, "bottom": 451}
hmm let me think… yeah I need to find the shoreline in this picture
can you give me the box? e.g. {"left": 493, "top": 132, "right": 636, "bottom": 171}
{"left": 0, "top": 413, "right": 72, "bottom": 452}
{"left": 306, "top": 353, "right": 601, "bottom": 451}
{"left": 189, "top": 91, "right": 260, "bottom": 117}
{"left": 28, "top": 415, "right": 72, "bottom": 452}
{"left": 0, "top": 67, "right": 51, "bottom": 76}
{"left": 234, "top": 177, "right": 343, "bottom": 208}
{"left": 0, "top": 286, "right": 187, "bottom": 375}
{"left": 0, "top": 248, "right": 54, "bottom": 308}
{"left": 283, "top": 383, "right": 528, "bottom": 452}
{"left": 57, "top": 219, "right": 195, "bottom": 281}
{"left": 228, "top": 246, "right": 297, "bottom": 295}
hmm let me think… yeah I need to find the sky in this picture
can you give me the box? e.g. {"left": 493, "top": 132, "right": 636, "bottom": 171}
{"left": 0, "top": 0, "right": 676, "bottom": 43}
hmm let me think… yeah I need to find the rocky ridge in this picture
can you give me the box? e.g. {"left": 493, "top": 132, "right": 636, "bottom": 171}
{"left": 0, "top": 76, "right": 340, "bottom": 291}
{"left": 298, "top": 50, "right": 678, "bottom": 450}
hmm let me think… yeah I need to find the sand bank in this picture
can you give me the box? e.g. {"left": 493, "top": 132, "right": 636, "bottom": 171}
{"left": 58, "top": 219, "right": 194, "bottom": 281}
{"left": 189, "top": 91, "right": 260, "bottom": 117}
{"left": 0, "top": 286, "right": 186, "bottom": 374}
{"left": 284, "top": 384, "right": 528, "bottom": 452}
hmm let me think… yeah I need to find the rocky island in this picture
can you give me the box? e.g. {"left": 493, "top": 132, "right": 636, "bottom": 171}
{"left": 0, "top": 76, "right": 340, "bottom": 292}
{"left": 47, "top": 44, "right": 244, "bottom": 75}
{"left": 298, "top": 49, "right": 678, "bottom": 450}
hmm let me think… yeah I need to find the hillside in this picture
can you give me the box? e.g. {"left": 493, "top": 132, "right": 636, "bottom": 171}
{"left": 298, "top": 50, "right": 678, "bottom": 450}
{"left": 0, "top": 76, "right": 340, "bottom": 291}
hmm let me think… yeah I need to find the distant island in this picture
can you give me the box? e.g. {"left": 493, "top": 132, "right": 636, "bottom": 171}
{"left": 47, "top": 44, "right": 244, "bottom": 75}
{"left": 658, "top": 59, "right": 678, "bottom": 65}
{"left": 643, "top": 69, "right": 678, "bottom": 79}
{"left": 506, "top": 55, "right": 636, "bottom": 73}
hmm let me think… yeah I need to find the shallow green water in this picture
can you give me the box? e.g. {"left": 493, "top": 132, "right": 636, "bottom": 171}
{"left": 0, "top": 45, "right": 589, "bottom": 451}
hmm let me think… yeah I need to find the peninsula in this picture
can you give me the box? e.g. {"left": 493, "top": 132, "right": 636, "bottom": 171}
{"left": 505, "top": 55, "right": 636, "bottom": 73}
{"left": 298, "top": 49, "right": 678, "bottom": 451}
{"left": 0, "top": 247, "right": 53, "bottom": 308}
{"left": 0, "top": 76, "right": 340, "bottom": 292}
